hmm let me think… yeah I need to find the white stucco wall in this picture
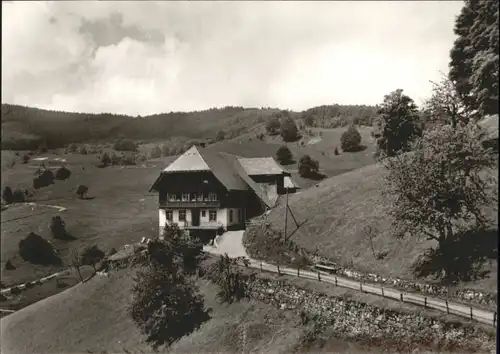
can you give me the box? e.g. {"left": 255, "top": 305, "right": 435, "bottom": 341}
{"left": 159, "top": 207, "right": 244, "bottom": 231}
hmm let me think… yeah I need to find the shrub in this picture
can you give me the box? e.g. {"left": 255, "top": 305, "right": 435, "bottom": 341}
{"left": 55, "top": 166, "right": 71, "bottom": 180}
{"left": 67, "top": 143, "right": 78, "bottom": 153}
{"left": 78, "top": 145, "right": 88, "bottom": 155}
{"left": 207, "top": 254, "right": 254, "bottom": 303}
{"left": 340, "top": 125, "right": 362, "bottom": 152}
{"left": 276, "top": 146, "right": 293, "bottom": 165}
{"left": 280, "top": 117, "right": 300, "bottom": 142}
{"left": 5, "top": 259, "right": 15, "bottom": 270}
{"left": 150, "top": 145, "right": 162, "bottom": 159}
{"left": 22, "top": 154, "right": 30, "bottom": 164}
{"left": 114, "top": 138, "right": 137, "bottom": 152}
{"left": 334, "top": 147, "right": 339, "bottom": 156}
{"left": 80, "top": 244, "right": 105, "bottom": 272}
{"left": 216, "top": 130, "right": 226, "bottom": 142}
{"left": 100, "top": 152, "right": 111, "bottom": 167}
{"left": 18, "top": 232, "right": 61, "bottom": 266}
{"left": 76, "top": 185, "right": 89, "bottom": 199}
{"left": 121, "top": 154, "right": 136, "bottom": 165}
{"left": 50, "top": 216, "right": 70, "bottom": 240}
{"left": 12, "top": 189, "right": 26, "bottom": 203}
{"left": 266, "top": 116, "right": 281, "bottom": 135}
{"left": 2, "top": 186, "right": 13, "bottom": 204}
{"left": 298, "top": 155, "right": 319, "bottom": 178}
{"left": 33, "top": 170, "right": 55, "bottom": 189}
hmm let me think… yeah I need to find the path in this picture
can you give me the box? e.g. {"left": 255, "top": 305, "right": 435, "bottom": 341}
{"left": 203, "top": 231, "right": 496, "bottom": 327}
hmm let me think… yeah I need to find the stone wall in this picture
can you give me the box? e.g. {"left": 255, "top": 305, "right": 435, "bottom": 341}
{"left": 246, "top": 277, "right": 495, "bottom": 352}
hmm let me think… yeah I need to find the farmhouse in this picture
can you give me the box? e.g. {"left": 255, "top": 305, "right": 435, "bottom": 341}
{"left": 149, "top": 145, "right": 298, "bottom": 236}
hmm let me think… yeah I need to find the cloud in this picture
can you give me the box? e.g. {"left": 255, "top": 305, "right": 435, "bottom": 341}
{"left": 1, "top": 1, "right": 463, "bottom": 115}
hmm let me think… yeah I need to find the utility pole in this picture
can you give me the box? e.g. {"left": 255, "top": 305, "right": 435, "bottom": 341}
{"left": 284, "top": 188, "right": 289, "bottom": 242}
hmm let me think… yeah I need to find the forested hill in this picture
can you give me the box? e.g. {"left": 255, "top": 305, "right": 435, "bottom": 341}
{"left": 1, "top": 103, "right": 378, "bottom": 150}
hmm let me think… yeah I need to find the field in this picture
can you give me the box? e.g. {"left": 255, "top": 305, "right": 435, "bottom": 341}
{"left": 255, "top": 162, "right": 499, "bottom": 294}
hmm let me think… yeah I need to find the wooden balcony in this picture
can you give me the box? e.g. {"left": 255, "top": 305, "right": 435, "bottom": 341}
{"left": 171, "top": 220, "right": 224, "bottom": 230}
{"left": 160, "top": 200, "right": 220, "bottom": 208}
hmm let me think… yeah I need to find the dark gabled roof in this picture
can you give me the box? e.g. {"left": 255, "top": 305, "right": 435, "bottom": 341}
{"left": 237, "top": 157, "right": 286, "bottom": 176}
{"left": 149, "top": 145, "right": 278, "bottom": 208}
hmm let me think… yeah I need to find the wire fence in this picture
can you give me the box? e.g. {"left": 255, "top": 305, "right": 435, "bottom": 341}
{"left": 246, "top": 259, "right": 497, "bottom": 327}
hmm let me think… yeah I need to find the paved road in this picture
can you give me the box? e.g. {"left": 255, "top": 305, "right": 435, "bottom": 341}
{"left": 204, "top": 231, "right": 496, "bottom": 327}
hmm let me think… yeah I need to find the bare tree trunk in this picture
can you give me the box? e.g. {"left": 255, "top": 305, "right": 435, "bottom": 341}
{"left": 75, "top": 265, "right": 83, "bottom": 283}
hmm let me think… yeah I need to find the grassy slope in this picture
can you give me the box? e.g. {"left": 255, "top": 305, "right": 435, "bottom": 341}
{"left": 0, "top": 267, "right": 381, "bottom": 354}
{"left": 258, "top": 162, "right": 498, "bottom": 293}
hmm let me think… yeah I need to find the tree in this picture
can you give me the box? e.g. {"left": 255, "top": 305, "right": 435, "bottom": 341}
{"left": 78, "top": 145, "right": 88, "bottom": 155}
{"left": 215, "top": 130, "right": 226, "bottom": 142}
{"left": 129, "top": 227, "right": 208, "bottom": 349}
{"left": 334, "top": 147, "right": 339, "bottom": 156}
{"left": 382, "top": 123, "right": 497, "bottom": 279}
{"left": 80, "top": 244, "right": 105, "bottom": 272}
{"left": 50, "top": 216, "right": 68, "bottom": 240}
{"left": 114, "top": 138, "right": 137, "bottom": 152}
{"left": 207, "top": 254, "right": 254, "bottom": 303}
{"left": 11, "top": 188, "right": 26, "bottom": 203}
{"left": 374, "top": 89, "right": 422, "bottom": 158}
{"left": 449, "top": 0, "right": 499, "bottom": 118}
{"left": 67, "top": 143, "right": 78, "bottom": 153}
{"left": 69, "top": 248, "right": 84, "bottom": 283}
{"left": 276, "top": 145, "right": 293, "bottom": 165}
{"left": 265, "top": 116, "right": 281, "bottom": 136}
{"left": 19, "top": 232, "right": 61, "bottom": 266}
{"left": 303, "top": 114, "right": 315, "bottom": 127}
{"left": 340, "top": 125, "right": 362, "bottom": 152}
{"left": 2, "top": 186, "right": 13, "bottom": 204}
{"left": 55, "top": 166, "right": 71, "bottom": 180}
{"left": 150, "top": 145, "right": 162, "bottom": 159}
{"left": 298, "top": 155, "right": 319, "bottom": 178}
{"left": 22, "top": 154, "right": 30, "bottom": 164}
{"left": 76, "top": 185, "right": 89, "bottom": 199}
{"left": 280, "top": 117, "right": 300, "bottom": 142}
{"left": 423, "top": 73, "right": 472, "bottom": 129}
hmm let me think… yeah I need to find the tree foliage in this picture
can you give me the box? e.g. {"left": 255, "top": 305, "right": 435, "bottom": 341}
{"left": 33, "top": 169, "right": 55, "bottom": 189}
{"left": 55, "top": 166, "right": 71, "bottom": 180}
{"left": 207, "top": 254, "right": 254, "bottom": 303}
{"left": 374, "top": 89, "right": 422, "bottom": 158}
{"left": 76, "top": 185, "right": 89, "bottom": 199}
{"left": 2, "top": 186, "right": 13, "bottom": 204}
{"left": 449, "top": 0, "right": 499, "bottom": 118}
{"left": 19, "top": 232, "right": 61, "bottom": 266}
{"left": 276, "top": 145, "right": 294, "bottom": 165}
{"left": 129, "top": 225, "right": 208, "bottom": 349}
{"left": 80, "top": 244, "right": 105, "bottom": 271}
{"left": 50, "top": 216, "right": 70, "bottom": 240}
{"left": 280, "top": 117, "right": 300, "bottom": 142}
{"left": 340, "top": 125, "right": 362, "bottom": 152}
{"left": 298, "top": 155, "right": 319, "bottom": 178}
{"left": 266, "top": 116, "right": 281, "bottom": 136}
{"left": 383, "top": 123, "right": 497, "bottom": 277}
{"left": 114, "top": 138, "right": 137, "bottom": 152}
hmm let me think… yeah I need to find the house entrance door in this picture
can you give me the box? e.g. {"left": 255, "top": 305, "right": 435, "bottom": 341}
{"left": 192, "top": 209, "right": 200, "bottom": 226}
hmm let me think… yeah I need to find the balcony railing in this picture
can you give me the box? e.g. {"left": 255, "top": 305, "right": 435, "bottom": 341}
{"left": 160, "top": 200, "right": 220, "bottom": 208}
{"left": 168, "top": 220, "right": 223, "bottom": 230}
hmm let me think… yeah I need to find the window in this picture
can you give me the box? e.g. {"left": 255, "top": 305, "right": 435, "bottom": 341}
{"left": 229, "top": 210, "right": 233, "bottom": 223}
{"left": 208, "top": 192, "right": 217, "bottom": 201}
{"left": 166, "top": 210, "right": 173, "bottom": 221}
{"left": 182, "top": 193, "right": 190, "bottom": 201}
{"left": 201, "top": 210, "right": 206, "bottom": 217}
{"left": 209, "top": 209, "right": 217, "bottom": 221}
{"left": 179, "top": 209, "right": 186, "bottom": 221}
{"left": 197, "top": 192, "right": 204, "bottom": 201}
{"left": 167, "top": 193, "right": 177, "bottom": 201}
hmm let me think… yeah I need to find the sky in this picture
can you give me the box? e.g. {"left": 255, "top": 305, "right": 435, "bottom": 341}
{"left": 2, "top": 1, "right": 464, "bottom": 116}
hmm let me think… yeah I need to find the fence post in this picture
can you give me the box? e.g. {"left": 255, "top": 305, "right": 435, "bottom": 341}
{"left": 317, "top": 272, "right": 321, "bottom": 281}
{"left": 424, "top": 297, "right": 427, "bottom": 308}
{"left": 470, "top": 306, "right": 473, "bottom": 320}
{"left": 381, "top": 286, "right": 384, "bottom": 297}
{"left": 400, "top": 293, "right": 404, "bottom": 302}
{"left": 445, "top": 300, "right": 449, "bottom": 314}
{"left": 277, "top": 265, "right": 280, "bottom": 275}
{"left": 260, "top": 262, "right": 263, "bottom": 272}
{"left": 297, "top": 268, "right": 300, "bottom": 277}
{"left": 335, "top": 277, "right": 338, "bottom": 286}
{"left": 360, "top": 282, "right": 363, "bottom": 292}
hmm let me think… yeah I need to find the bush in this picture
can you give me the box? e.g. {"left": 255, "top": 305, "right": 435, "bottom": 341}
{"left": 150, "top": 145, "right": 162, "bottom": 159}
{"left": 340, "top": 125, "right": 362, "bottom": 152}
{"left": 12, "top": 188, "right": 26, "bottom": 203}
{"left": 78, "top": 145, "right": 88, "bottom": 155}
{"left": 55, "top": 167, "right": 71, "bottom": 180}
{"left": 266, "top": 116, "right": 281, "bottom": 135}
{"left": 18, "top": 232, "right": 61, "bottom": 266}
{"left": 207, "top": 254, "right": 254, "bottom": 303}
{"left": 121, "top": 154, "right": 136, "bottom": 165}
{"left": 5, "top": 259, "right": 15, "bottom": 270}
{"left": 334, "top": 147, "right": 339, "bottom": 155}
{"left": 33, "top": 170, "right": 55, "bottom": 189}
{"left": 67, "top": 143, "right": 78, "bottom": 153}
{"left": 100, "top": 152, "right": 111, "bottom": 167}
{"left": 280, "top": 117, "right": 300, "bottom": 142}
{"left": 22, "top": 154, "right": 30, "bottom": 164}
{"left": 216, "top": 130, "right": 226, "bottom": 142}
{"left": 80, "top": 244, "right": 105, "bottom": 271}
{"left": 276, "top": 145, "right": 294, "bottom": 165}
{"left": 298, "top": 155, "right": 319, "bottom": 178}
{"left": 76, "top": 185, "right": 89, "bottom": 199}
{"left": 2, "top": 186, "right": 13, "bottom": 204}
{"left": 114, "top": 138, "right": 137, "bottom": 152}
{"left": 50, "top": 216, "right": 70, "bottom": 240}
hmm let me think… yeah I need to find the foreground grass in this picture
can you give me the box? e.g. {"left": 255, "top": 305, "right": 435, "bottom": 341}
{"left": 250, "top": 162, "right": 498, "bottom": 294}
